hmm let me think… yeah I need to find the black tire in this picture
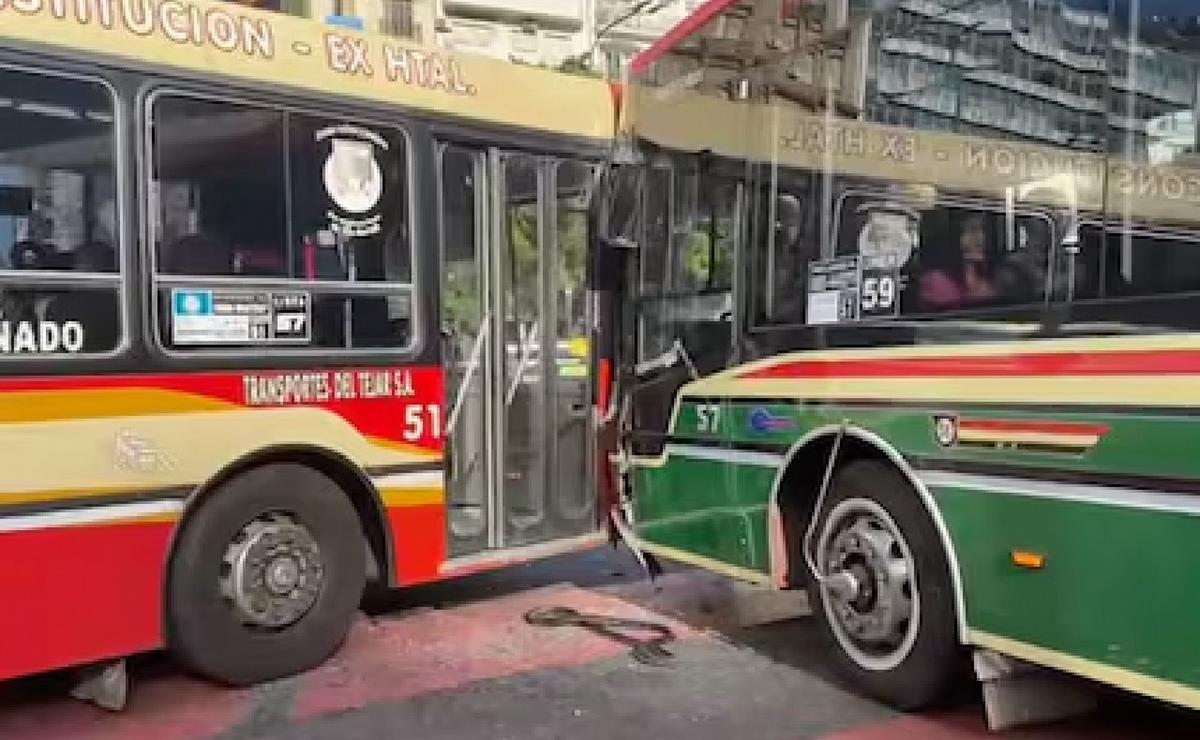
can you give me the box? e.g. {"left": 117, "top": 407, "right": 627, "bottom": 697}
{"left": 166, "top": 463, "right": 366, "bottom": 686}
{"left": 805, "top": 459, "right": 961, "bottom": 710}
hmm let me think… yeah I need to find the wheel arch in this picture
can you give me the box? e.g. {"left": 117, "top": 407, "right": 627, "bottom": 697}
{"left": 163, "top": 444, "right": 394, "bottom": 594}
{"left": 766, "top": 423, "right": 967, "bottom": 642}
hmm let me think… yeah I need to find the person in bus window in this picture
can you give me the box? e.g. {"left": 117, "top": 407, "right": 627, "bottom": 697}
{"left": 46, "top": 241, "right": 119, "bottom": 352}
{"left": 920, "top": 212, "right": 997, "bottom": 311}
{"left": 164, "top": 232, "right": 231, "bottom": 276}
{"left": 0, "top": 240, "right": 49, "bottom": 325}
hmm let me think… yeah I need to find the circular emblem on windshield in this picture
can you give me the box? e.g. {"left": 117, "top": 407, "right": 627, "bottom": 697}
{"left": 323, "top": 137, "right": 383, "bottom": 215}
{"left": 858, "top": 209, "right": 916, "bottom": 267}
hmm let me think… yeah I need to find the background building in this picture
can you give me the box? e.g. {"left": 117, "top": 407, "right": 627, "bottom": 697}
{"left": 236, "top": 0, "right": 695, "bottom": 74}
{"left": 429, "top": 0, "right": 703, "bottom": 72}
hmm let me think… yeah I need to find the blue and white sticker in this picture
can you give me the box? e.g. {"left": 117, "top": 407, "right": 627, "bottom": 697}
{"left": 748, "top": 407, "right": 795, "bottom": 434}
{"left": 171, "top": 289, "right": 310, "bottom": 346}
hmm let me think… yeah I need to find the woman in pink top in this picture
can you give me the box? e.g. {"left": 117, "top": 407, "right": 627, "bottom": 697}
{"left": 920, "top": 213, "right": 997, "bottom": 311}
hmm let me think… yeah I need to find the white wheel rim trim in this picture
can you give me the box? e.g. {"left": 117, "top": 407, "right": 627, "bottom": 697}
{"left": 817, "top": 496, "right": 921, "bottom": 673}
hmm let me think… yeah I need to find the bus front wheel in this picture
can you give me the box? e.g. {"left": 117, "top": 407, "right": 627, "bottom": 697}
{"left": 806, "top": 460, "right": 961, "bottom": 710}
{"left": 166, "top": 463, "right": 366, "bottom": 686}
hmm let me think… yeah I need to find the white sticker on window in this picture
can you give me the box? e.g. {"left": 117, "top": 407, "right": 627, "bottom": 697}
{"left": 807, "top": 256, "right": 860, "bottom": 325}
{"left": 171, "top": 289, "right": 311, "bottom": 346}
{"left": 806, "top": 254, "right": 902, "bottom": 325}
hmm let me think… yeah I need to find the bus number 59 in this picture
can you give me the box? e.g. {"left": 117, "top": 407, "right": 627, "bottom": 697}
{"left": 860, "top": 272, "right": 897, "bottom": 317}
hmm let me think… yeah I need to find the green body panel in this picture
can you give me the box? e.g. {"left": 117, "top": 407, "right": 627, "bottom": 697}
{"left": 936, "top": 486, "right": 1200, "bottom": 689}
{"left": 633, "top": 395, "right": 1200, "bottom": 694}
{"left": 633, "top": 457, "right": 770, "bottom": 571}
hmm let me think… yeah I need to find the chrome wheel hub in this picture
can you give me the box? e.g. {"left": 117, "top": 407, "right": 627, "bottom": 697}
{"left": 221, "top": 513, "right": 324, "bottom": 629}
{"left": 817, "top": 497, "right": 919, "bottom": 672}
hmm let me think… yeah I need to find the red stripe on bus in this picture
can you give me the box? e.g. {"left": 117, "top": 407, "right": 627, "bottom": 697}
{"left": 738, "top": 349, "right": 1200, "bottom": 380}
{"left": 959, "top": 419, "right": 1111, "bottom": 437}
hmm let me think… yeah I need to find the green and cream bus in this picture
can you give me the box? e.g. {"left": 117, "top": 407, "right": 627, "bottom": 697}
{"left": 597, "top": 0, "right": 1200, "bottom": 714}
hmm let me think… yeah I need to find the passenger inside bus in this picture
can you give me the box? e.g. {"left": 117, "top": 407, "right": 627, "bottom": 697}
{"left": 45, "top": 241, "right": 119, "bottom": 353}
{"left": 919, "top": 212, "right": 998, "bottom": 310}
{"left": 0, "top": 240, "right": 48, "bottom": 324}
{"left": 918, "top": 210, "right": 1045, "bottom": 313}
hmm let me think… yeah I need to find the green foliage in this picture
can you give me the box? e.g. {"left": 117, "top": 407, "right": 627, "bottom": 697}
{"left": 680, "top": 222, "right": 733, "bottom": 290}
{"left": 508, "top": 56, "right": 603, "bottom": 79}
{"left": 442, "top": 261, "right": 481, "bottom": 332}
{"left": 507, "top": 203, "right": 540, "bottom": 319}
{"left": 441, "top": 182, "right": 595, "bottom": 339}
{"left": 556, "top": 58, "right": 604, "bottom": 78}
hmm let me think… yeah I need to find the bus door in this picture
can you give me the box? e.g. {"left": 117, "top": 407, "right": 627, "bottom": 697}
{"left": 438, "top": 144, "right": 599, "bottom": 558}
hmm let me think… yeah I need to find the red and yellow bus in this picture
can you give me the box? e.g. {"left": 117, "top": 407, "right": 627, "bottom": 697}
{"left": 0, "top": 0, "right": 615, "bottom": 685}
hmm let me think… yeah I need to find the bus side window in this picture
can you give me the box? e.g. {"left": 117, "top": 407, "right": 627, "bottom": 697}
{"left": 150, "top": 95, "right": 414, "bottom": 352}
{"left": 1067, "top": 228, "right": 1200, "bottom": 332}
{"left": 0, "top": 66, "right": 122, "bottom": 356}
{"left": 152, "top": 97, "right": 287, "bottom": 278}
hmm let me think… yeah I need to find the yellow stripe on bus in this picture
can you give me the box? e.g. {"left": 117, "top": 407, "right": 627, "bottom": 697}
{"left": 0, "top": 388, "right": 231, "bottom": 423}
{"left": 715, "top": 333, "right": 1200, "bottom": 378}
{"left": 687, "top": 374, "right": 1200, "bottom": 408}
{"left": 379, "top": 486, "right": 444, "bottom": 508}
{"left": 970, "top": 630, "right": 1200, "bottom": 711}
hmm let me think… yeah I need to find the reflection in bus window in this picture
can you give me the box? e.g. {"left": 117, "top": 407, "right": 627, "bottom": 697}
{"left": 758, "top": 190, "right": 1052, "bottom": 328}
{"left": 1060, "top": 3, "right": 1200, "bottom": 333}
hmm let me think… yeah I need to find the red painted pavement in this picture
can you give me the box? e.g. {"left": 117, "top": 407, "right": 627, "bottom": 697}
{"left": 290, "top": 583, "right": 701, "bottom": 721}
{"left": 0, "top": 581, "right": 700, "bottom": 740}
{"left": 0, "top": 674, "right": 252, "bottom": 740}
{"left": 0, "top": 566, "right": 1183, "bottom": 740}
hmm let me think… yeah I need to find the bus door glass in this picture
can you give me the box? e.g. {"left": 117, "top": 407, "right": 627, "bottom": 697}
{"left": 439, "top": 147, "right": 599, "bottom": 557}
{"left": 439, "top": 144, "right": 492, "bottom": 556}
